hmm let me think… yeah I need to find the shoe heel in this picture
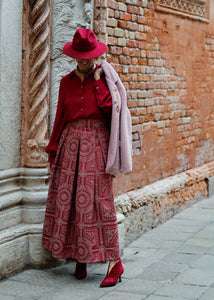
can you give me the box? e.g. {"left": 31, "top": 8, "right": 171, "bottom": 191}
{"left": 119, "top": 276, "right": 122, "bottom": 282}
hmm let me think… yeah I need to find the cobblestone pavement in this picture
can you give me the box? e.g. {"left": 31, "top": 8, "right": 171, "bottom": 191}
{"left": 0, "top": 196, "right": 214, "bottom": 300}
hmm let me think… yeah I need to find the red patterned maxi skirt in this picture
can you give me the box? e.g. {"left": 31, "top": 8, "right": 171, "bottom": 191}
{"left": 42, "top": 119, "right": 120, "bottom": 263}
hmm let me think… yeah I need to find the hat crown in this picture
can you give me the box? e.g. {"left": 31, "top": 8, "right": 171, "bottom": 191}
{"left": 72, "top": 28, "right": 96, "bottom": 52}
{"left": 63, "top": 28, "right": 107, "bottom": 59}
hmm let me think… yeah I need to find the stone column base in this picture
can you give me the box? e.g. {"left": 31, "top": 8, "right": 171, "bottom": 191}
{"left": 0, "top": 168, "right": 62, "bottom": 279}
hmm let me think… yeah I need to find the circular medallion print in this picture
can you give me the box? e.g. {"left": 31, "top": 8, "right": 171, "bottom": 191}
{"left": 77, "top": 242, "right": 90, "bottom": 261}
{"left": 80, "top": 139, "right": 93, "bottom": 157}
{"left": 66, "top": 139, "right": 79, "bottom": 156}
{"left": 58, "top": 188, "right": 71, "bottom": 205}
{"left": 76, "top": 189, "right": 92, "bottom": 209}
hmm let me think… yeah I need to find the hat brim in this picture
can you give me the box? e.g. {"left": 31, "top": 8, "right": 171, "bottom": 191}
{"left": 63, "top": 41, "right": 107, "bottom": 59}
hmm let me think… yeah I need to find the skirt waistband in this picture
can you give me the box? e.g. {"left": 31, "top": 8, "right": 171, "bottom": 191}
{"left": 66, "top": 119, "right": 108, "bottom": 131}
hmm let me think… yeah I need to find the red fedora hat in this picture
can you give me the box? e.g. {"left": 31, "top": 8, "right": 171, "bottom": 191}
{"left": 63, "top": 28, "right": 107, "bottom": 59}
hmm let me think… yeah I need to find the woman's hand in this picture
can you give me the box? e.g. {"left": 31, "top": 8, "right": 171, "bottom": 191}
{"left": 94, "top": 68, "right": 103, "bottom": 81}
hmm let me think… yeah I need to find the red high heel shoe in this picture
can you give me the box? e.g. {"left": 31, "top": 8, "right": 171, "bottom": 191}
{"left": 74, "top": 262, "right": 87, "bottom": 279}
{"left": 100, "top": 259, "right": 124, "bottom": 287}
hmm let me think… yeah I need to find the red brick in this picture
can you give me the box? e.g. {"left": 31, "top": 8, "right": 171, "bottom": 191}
{"left": 120, "top": 73, "right": 132, "bottom": 81}
{"left": 135, "top": 32, "right": 146, "bottom": 40}
{"left": 107, "top": 18, "right": 117, "bottom": 27}
{"left": 120, "top": 13, "right": 132, "bottom": 21}
{"left": 117, "top": 20, "right": 127, "bottom": 28}
{"left": 108, "top": 36, "right": 118, "bottom": 45}
{"left": 139, "top": 116, "right": 145, "bottom": 123}
{"left": 109, "top": 45, "right": 123, "bottom": 55}
{"left": 128, "top": 66, "right": 141, "bottom": 73}
{"left": 167, "top": 90, "right": 176, "bottom": 97}
{"left": 110, "top": 56, "right": 119, "bottom": 63}
{"left": 131, "top": 15, "right": 138, "bottom": 22}
{"left": 107, "top": 27, "right": 114, "bottom": 36}
{"left": 128, "top": 100, "right": 140, "bottom": 107}
{"left": 136, "top": 107, "right": 147, "bottom": 115}
{"left": 147, "top": 51, "right": 158, "bottom": 58}
{"left": 145, "top": 115, "right": 155, "bottom": 122}
{"left": 129, "top": 48, "right": 141, "bottom": 57}
{"left": 129, "top": 82, "right": 140, "bottom": 89}
{"left": 114, "top": 10, "right": 120, "bottom": 18}
{"left": 108, "top": 8, "right": 115, "bottom": 17}
{"left": 131, "top": 57, "right": 138, "bottom": 64}
{"left": 126, "top": 40, "right": 139, "bottom": 48}
{"left": 123, "top": 82, "right": 129, "bottom": 89}
{"left": 126, "top": 22, "right": 139, "bottom": 31}
{"left": 119, "top": 56, "right": 132, "bottom": 64}
{"left": 122, "top": 48, "right": 130, "bottom": 56}
{"left": 131, "top": 74, "right": 138, "bottom": 81}
{"left": 148, "top": 59, "right": 154, "bottom": 66}
{"left": 138, "top": 16, "right": 146, "bottom": 24}
{"left": 137, "top": 58, "right": 147, "bottom": 65}
{"left": 132, "top": 117, "right": 140, "bottom": 125}
{"left": 127, "top": 5, "right": 139, "bottom": 14}
{"left": 107, "top": 0, "right": 118, "bottom": 10}
{"left": 137, "top": 74, "right": 147, "bottom": 81}
{"left": 113, "top": 65, "right": 123, "bottom": 73}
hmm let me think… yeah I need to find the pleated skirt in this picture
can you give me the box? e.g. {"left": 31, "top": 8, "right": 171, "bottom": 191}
{"left": 42, "top": 119, "right": 120, "bottom": 263}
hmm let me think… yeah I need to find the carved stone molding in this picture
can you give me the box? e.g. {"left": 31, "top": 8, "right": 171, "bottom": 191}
{"left": 50, "top": 0, "right": 93, "bottom": 129}
{"left": 22, "top": 0, "right": 51, "bottom": 167}
{"left": 155, "top": 0, "right": 209, "bottom": 22}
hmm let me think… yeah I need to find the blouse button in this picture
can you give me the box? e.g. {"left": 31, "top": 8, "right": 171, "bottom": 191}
{"left": 81, "top": 96, "right": 84, "bottom": 99}
{"left": 80, "top": 108, "right": 83, "bottom": 111}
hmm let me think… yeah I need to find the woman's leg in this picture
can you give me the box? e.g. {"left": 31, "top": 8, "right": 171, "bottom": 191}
{"left": 100, "top": 259, "right": 124, "bottom": 287}
{"left": 74, "top": 261, "right": 87, "bottom": 280}
{"left": 108, "top": 260, "right": 120, "bottom": 273}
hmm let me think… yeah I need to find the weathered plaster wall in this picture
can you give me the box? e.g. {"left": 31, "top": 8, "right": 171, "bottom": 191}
{"left": 0, "top": 0, "right": 23, "bottom": 170}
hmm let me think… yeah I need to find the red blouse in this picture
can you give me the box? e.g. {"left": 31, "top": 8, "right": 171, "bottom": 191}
{"left": 46, "top": 65, "right": 112, "bottom": 163}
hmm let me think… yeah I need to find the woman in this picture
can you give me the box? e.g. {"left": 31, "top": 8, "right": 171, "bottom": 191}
{"left": 42, "top": 28, "right": 132, "bottom": 287}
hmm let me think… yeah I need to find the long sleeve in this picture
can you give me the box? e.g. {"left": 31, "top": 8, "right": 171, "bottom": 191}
{"left": 93, "top": 77, "right": 112, "bottom": 113}
{"left": 46, "top": 79, "right": 65, "bottom": 164}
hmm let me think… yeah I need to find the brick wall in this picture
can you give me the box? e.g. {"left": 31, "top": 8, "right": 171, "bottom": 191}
{"left": 94, "top": 0, "right": 214, "bottom": 196}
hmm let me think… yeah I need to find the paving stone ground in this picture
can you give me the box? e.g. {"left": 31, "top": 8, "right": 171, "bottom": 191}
{"left": 0, "top": 196, "right": 214, "bottom": 300}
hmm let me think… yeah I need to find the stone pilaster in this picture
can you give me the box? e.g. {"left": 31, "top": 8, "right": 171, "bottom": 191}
{"left": 21, "top": 0, "right": 51, "bottom": 167}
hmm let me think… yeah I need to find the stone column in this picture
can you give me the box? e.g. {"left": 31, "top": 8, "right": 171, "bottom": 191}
{"left": 20, "top": 0, "right": 53, "bottom": 269}
{"left": 21, "top": 0, "right": 51, "bottom": 168}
